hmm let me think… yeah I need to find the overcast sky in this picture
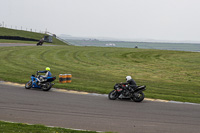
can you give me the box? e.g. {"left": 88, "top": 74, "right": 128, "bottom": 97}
{"left": 1, "top": 0, "right": 200, "bottom": 41}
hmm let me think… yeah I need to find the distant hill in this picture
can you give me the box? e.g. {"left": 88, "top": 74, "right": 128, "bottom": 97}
{"left": 0, "top": 27, "right": 68, "bottom": 45}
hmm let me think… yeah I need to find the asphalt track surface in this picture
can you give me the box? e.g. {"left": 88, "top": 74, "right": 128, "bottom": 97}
{"left": 0, "top": 83, "right": 200, "bottom": 133}
{"left": 0, "top": 43, "right": 56, "bottom": 47}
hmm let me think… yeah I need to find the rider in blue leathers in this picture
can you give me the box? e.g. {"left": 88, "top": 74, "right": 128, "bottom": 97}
{"left": 37, "top": 67, "right": 52, "bottom": 84}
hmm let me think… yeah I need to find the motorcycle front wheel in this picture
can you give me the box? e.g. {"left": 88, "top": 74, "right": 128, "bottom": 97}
{"left": 25, "top": 80, "right": 32, "bottom": 89}
{"left": 131, "top": 91, "right": 145, "bottom": 102}
{"left": 108, "top": 90, "right": 119, "bottom": 100}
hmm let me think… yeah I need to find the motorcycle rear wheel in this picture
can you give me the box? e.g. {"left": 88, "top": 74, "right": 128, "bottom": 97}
{"left": 131, "top": 91, "right": 145, "bottom": 102}
{"left": 108, "top": 90, "right": 119, "bottom": 100}
{"left": 41, "top": 82, "right": 51, "bottom": 91}
{"left": 25, "top": 80, "right": 32, "bottom": 89}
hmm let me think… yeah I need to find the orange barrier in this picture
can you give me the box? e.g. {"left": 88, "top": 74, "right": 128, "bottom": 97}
{"left": 59, "top": 74, "right": 63, "bottom": 83}
{"left": 59, "top": 74, "right": 72, "bottom": 83}
{"left": 66, "top": 74, "right": 72, "bottom": 83}
{"left": 62, "top": 74, "right": 66, "bottom": 83}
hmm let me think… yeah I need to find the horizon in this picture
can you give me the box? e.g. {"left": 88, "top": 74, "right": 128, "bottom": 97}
{"left": 1, "top": 26, "right": 200, "bottom": 44}
{"left": 58, "top": 33, "right": 200, "bottom": 44}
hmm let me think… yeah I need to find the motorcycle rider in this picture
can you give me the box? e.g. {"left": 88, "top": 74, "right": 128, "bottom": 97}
{"left": 122, "top": 76, "right": 137, "bottom": 92}
{"left": 37, "top": 67, "right": 52, "bottom": 84}
{"left": 37, "top": 38, "right": 44, "bottom": 46}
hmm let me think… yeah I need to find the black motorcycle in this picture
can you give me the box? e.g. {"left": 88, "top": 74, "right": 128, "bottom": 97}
{"left": 36, "top": 39, "right": 44, "bottom": 46}
{"left": 36, "top": 41, "right": 43, "bottom": 46}
{"left": 108, "top": 83, "right": 146, "bottom": 102}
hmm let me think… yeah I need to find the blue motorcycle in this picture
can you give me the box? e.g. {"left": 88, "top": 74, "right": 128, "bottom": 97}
{"left": 25, "top": 72, "right": 56, "bottom": 91}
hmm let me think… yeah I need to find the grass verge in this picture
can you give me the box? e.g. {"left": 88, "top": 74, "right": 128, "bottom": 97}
{"left": 0, "top": 121, "right": 110, "bottom": 133}
{"left": 0, "top": 46, "right": 199, "bottom": 103}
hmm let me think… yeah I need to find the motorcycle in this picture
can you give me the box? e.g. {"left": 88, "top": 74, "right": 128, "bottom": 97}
{"left": 36, "top": 41, "right": 43, "bottom": 46}
{"left": 108, "top": 83, "right": 146, "bottom": 102}
{"left": 25, "top": 72, "right": 56, "bottom": 91}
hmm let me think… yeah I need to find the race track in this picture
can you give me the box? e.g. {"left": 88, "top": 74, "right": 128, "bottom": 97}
{"left": 0, "top": 83, "right": 200, "bottom": 133}
{"left": 0, "top": 43, "right": 56, "bottom": 47}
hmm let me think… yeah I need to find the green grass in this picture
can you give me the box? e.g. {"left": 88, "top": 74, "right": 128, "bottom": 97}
{"left": 0, "top": 121, "right": 110, "bottom": 133}
{"left": 0, "top": 45, "right": 200, "bottom": 103}
{"left": 0, "top": 27, "right": 67, "bottom": 45}
{"left": 0, "top": 39, "right": 42, "bottom": 44}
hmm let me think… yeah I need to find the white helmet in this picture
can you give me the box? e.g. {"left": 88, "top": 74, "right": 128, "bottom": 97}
{"left": 126, "top": 76, "right": 132, "bottom": 81}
